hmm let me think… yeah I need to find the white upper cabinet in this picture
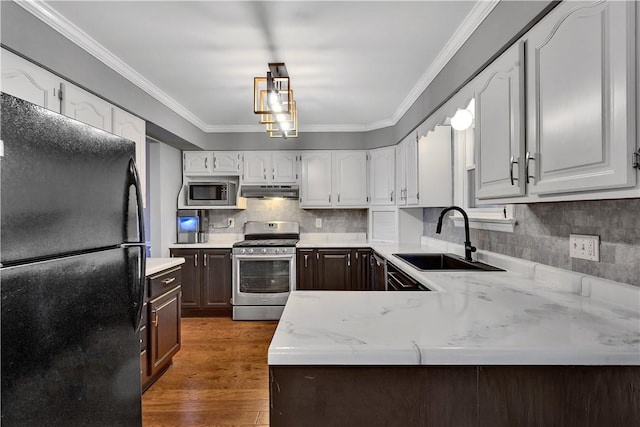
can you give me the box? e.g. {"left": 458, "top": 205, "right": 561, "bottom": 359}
{"left": 61, "top": 82, "right": 112, "bottom": 132}
{"left": 242, "top": 151, "right": 298, "bottom": 184}
{"left": 333, "top": 151, "right": 368, "bottom": 207}
{"left": 369, "top": 147, "right": 395, "bottom": 206}
{"left": 419, "top": 125, "right": 453, "bottom": 207}
{"left": 183, "top": 151, "right": 214, "bottom": 175}
{"left": 300, "top": 151, "right": 332, "bottom": 207}
{"left": 474, "top": 41, "right": 525, "bottom": 200}
{"left": 1, "top": 49, "right": 61, "bottom": 113}
{"left": 526, "top": 0, "right": 636, "bottom": 195}
{"left": 112, "top": 107, "right": 146, "bottom": 207}
{"left": 183, "top": 151, "right": 241, "bottom": 175}
{"left": 300, "top": 151, "right": 367, "bottom": 208}
{"left": 396, "top": 134, "right": 419, "bottom": 206}
{"left": 214, "top": 151, "right": 242, "bottom": 173}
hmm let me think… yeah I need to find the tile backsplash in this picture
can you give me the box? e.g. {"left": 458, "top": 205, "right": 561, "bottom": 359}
{"left": 423, "top": 199, "right": 640, "bottom": 287}
{"left": 205, "top": 199, "right": 368, "bottom": 234}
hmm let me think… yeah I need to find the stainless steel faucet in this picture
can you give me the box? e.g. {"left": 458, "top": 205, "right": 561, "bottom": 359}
{"left": 436, "top": 206, "right": 476, "bottom": 262}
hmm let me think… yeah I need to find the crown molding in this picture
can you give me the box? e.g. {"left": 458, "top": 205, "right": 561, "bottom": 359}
{"left": 390, "top": 0, "right": 500, "bottom": 125}
{"left": 15, "top": 0, "right": 211, "bottom": 132}
{"left": 16, "top": 0, "right": 498, "bottom": 134}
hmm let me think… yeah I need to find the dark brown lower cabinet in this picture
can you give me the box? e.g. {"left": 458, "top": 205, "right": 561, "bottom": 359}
{"left": 141, "top": 265, "right": 182, "bottom": 392}
{"left": 169, "top": 248, "right": 232, "bottom": 316}
{"left": 297, "top": 248, "right": 373, "bottom": 291}
{"left": 269, "top": 365, "right": 640, "bottom": 427}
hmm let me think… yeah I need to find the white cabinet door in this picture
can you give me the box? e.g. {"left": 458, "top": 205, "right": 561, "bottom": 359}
{"left": 243, "top": 151, "right": 270, "bottom": 183}
{"left": 526, "top": 0, "right": 636, "bottom": 195}
{"left": 419, "top": 125, "right": 453, "bottom": 207}
{"left": 112, "top": 107, "right": 146, "bottom": 207}
{"left": 300, "top": 152, "right": 332, "bottom": 207}
{"left": 404, "top": 135, "right": 419, "bottom": 205}
{"left": 395, "top": 143, "right": 406, "bottom": 206}
{"left": 183, "top": 151, "right": 214, "bottom": 175}
{"left": 61, "top": 83, "right": 112, "bottom": 132}
{"left": 214, "top": 152, "right": 241, "bottom": 173}
{"left": 1, "top": 49, "right": 61, "bottom": 113}
{"left": 333, "top": 151, "right": 368, "bottom": 207}
{"left": 369, "top": 147, "right": 395, "bottom": 206}
{"left": 272, "top": 151, "right": 298, "bottom": 184}
{"left": 474, "top": 41, "right": 526, "bottom": 200}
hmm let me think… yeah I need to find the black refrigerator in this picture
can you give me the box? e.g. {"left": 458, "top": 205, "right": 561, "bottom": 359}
{"left": 1, "top": 93, "right": 145, "bottom": 426}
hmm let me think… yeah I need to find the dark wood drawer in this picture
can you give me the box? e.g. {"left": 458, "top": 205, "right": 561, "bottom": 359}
{"left": 148, "top": 267, "right": 182, "bottom": 299}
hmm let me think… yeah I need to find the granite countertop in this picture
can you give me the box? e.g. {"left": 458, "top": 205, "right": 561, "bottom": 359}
{"left": 268, "top": 241, "right": 640, "bottom": 366}
{"left": 146, "top": 257, "right": 185, "bottom": 276}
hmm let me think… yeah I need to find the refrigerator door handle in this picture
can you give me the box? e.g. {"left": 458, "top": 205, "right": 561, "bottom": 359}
{"left": 126, "top": 158, "right": 146, "bottom": 330}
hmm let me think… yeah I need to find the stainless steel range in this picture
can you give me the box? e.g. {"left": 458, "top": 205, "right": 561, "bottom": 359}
{"left": 232, "top": 221, "right": 299, "bottom": 320}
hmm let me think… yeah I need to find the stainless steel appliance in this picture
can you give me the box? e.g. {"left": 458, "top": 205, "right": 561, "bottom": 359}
{"left": 232, "top": 221, "right": 299, "bottom": 320}
{"left": 1, "top": 94, "right": 145, "bottom": 425}
{"left": 177, "top": 209, "right": 209, "bottom": 243}
{"left": 186, "top": 181, "right": 237, "bottom": 206}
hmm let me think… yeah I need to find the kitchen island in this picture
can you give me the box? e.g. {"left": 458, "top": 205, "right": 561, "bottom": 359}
{"left": 268, "top": 245, "right": 640, "bottom": 427}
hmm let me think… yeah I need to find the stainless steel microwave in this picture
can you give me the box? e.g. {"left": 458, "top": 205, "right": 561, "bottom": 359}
{"left": 186, "top": 182, "right": 237, "bottom": 206}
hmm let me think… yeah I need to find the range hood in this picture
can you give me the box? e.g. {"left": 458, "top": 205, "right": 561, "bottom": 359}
{"left": 240, "top": 185, "right": 299, "bottom": 199}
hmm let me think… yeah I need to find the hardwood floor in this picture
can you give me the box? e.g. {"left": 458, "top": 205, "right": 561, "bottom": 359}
{"left": 142, "top": 317, "right": 278, "bottom": 427}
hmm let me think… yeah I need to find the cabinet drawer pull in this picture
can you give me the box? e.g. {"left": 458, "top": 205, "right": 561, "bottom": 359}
{"left": 161, "top": 277, "right": 176, "bottom": 286}
{"left": 509, "top": 156, "right": 519, "bottom": 185}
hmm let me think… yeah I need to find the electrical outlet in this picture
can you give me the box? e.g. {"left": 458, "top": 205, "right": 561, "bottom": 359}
{"left": 228, "top": 218, "right": 234, "bottom": 227}
{"left": 569, "top": 234, "right": 599, "bottom": 261}
{"left": 315, "top": 218, "right": 322, "bottom": 228}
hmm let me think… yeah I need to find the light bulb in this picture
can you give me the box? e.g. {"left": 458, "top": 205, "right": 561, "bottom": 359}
{"left": 450, "top": 108, "right": 473, "bottom": 131}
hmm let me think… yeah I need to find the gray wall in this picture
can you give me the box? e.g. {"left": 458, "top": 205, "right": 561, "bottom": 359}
{"left": 206, "top": 199, "right": 367, "bottom": 237}
{"left": 423, "top": 199, "right": 640, "bottom": 287}
{"left": 0, "top": 1, "right": 555, "bottom": 151}
{"left": 148, "top": 141, "right": 183, "bottom": 257}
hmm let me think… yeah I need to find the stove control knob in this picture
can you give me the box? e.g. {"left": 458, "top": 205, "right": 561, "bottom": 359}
{"left": 248, "top": 248, "right": 254, "bottom": 254}
{"left": 262, "top": 248, "right": 267, "bottom": 254}
{"left": 275, "top": 248, "right": 280, "bottom": 254}
{"left": 240, "top": 248, "right": 246, "bottom": 254}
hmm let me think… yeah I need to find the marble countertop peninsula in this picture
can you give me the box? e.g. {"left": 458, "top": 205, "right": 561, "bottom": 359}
{"left": 269, "top": 239, "right": 640, "bottom": 366}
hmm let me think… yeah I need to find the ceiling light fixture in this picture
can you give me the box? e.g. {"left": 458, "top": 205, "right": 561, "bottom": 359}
{"left": 254, "top": 63, "right": 298, "bottom": 138}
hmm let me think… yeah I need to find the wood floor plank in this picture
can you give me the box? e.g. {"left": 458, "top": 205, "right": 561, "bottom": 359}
{"left": 143, "top": 317, "right": 278, "bottom": 427}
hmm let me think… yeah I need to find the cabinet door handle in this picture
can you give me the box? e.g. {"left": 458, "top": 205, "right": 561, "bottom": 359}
{"left": 390, "top": 190, "right": 393, "bottom": 202}
{"left": 347, "top": 253, "right": 351, "bottom": 267}
{"left": 338, "top": 192, "right": 340, "bottom": 203}
{"left": 328, "top": 192, "right": 331, "bottom": 203}
{"left": 152, "top": 310, "right": 158, "bottom": 327}
{"left": 525, "top": 152, "right": 535, "bottom": 184}
{"left": 204, "top": 253, "right": 208, "bottom": 267}
{"left": 272, "top": 168, "right": 275, "bottom": 181}
{"left": 304, "top": 254, "right": 308, "bottom": 268}
{"left": 509, "top": 156, "right": 519, "bottom": 185}
{"left": 204, "top": 157, "right": 208, "bottom": 169}
{"left": 161, "top": 277, "right": 176, "bottom": 286}
{"left": 264, "top": 169, "right": 267, "bottom": 180}
{"left": 194, "top": 253, "right": 198, "bottom": 267}
{"left": 213, "top": 157, "right": 217, "bottom": 169}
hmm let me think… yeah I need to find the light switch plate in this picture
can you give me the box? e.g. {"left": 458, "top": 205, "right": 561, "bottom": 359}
{"left": 315, "top": 218, "right": 322, "bottom": 228}
{"left": 569, "top": 234, "right": 599, "bottom": 261}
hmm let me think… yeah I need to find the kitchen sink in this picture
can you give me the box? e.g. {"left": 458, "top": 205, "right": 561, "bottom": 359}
{"left": 392, "top": 253, "right": 504, "bottom": 272}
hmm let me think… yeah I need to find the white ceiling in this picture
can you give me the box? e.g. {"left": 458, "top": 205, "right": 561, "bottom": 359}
{"left": 23, "top": 1, "right": 497, "bottom": 133}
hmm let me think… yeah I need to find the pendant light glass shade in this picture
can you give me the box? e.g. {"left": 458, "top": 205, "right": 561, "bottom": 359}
{"left": 253, "top": 63, "right": 298, "bottom": 138}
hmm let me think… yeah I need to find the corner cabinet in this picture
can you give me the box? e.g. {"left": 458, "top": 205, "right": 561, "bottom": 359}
{"left": 525, "top": 0, "right": 637, "bottom": 195}
{"left": 141, "top": 265, "right": 182, "bottom": 392}
{"left": 296, "top": 248, "right": 373, "bottom": 291}
{"left": 300, "top": 151, "right": 368, "bottom": 208}
{"left": 169, "top": 248, "right": 232, "bottom": 317}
